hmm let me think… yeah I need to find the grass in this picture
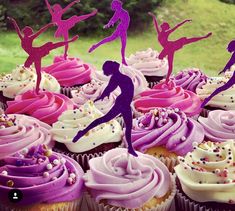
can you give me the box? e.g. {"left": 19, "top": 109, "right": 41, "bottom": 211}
{"left": 0, "top": 0, "right": 235, "bottom": 76}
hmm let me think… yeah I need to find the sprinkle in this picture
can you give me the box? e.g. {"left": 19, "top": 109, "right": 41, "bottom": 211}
{"left": 46, "top": 163, "right": 53, "bottom": 170}
{"left": 215, "top": 169, "right": 221, "bottom": 174}
{"left": 67, "top": 177, "right": 73, "bottom": 185}
{"left": 181, "top": 136, "right": 186, "bottom": 141}
{"left": 7, "top": 180, "right": 14, "bottom": 187}
{"left": 61, "top": 158, "right": 66, "bottom": 164}
{"left": 1, "top": 170, "right": 8, "bottom": 176}
{"left": 16, "top": 160, "right": 23, "bottom": 166}
{"left": 22, "top": 148, "right": 28, "bottom": 155}
{"left": 53, "top": 159, "right": 60, "bottom": 166}
{"left": 43, "top": 172, "right": 49, "bottom": 178}
{"left": 44, "top": 149, "right": 53, "bottom": 157}
{"left": 70, "top": 173, "right": 76, "bottom": 179}
{"left": 192, "top": 142, "right": 198, "bottom": 147}
{"left": 174, "top": 108, "right": 180, "bottom": 112}
{"left": 52, "top": 177, "right": 57, "bottom": 181}
{"left": 38, "top": 158, "right": 44, "bottom": 163}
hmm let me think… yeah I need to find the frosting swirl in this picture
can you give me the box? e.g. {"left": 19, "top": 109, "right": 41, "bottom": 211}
{"left": 197, "top": 72, "right": 235, "bottom": 110}
{"left": 0, "top": 114, "right": 54, "bottom": 159}
{"left": 131, "top": 108, "right": 204, "bottom": 155}
{"left": 175, "top": 141, "right": 235, "bottom": 204}
{"left": 171, "top": 68, "right": 208, "bottom": 93}
{"left": 84, "top": 148, "right": 171, "bottom": 209}
{"left": 0, "top": 145, "right": 84, "bottom": 206}
{"left": 51, "top": 101, "right": 122, "bottom": 153}
{"left": 0, "top": 65, "right": 60, "bottom": 99}
{"left": 198, "top": 110, "right": 235, "bottom": 142}
{"left": 134, "top": 80, "right": 202, "bottom": 117}
{"left": 126, "top": 48, "right": 168, "bottom": 77}
{"left": 43, "top": 56, "right": 93, "bottom": 87}
{"left": 6, "top": 90, "right": 74, "bottom": 125}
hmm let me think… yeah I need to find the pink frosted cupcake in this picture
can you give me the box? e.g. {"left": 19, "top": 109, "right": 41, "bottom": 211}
{"left": 43, "top": 56, "right": 94, "bottom": 97}
{"left": 84, "top": 148, "right": 176, "bottom": 211}
{"left": 133, "top": 80, "right": 202, "bottom": 118}
{"left": 5, "top": 90, "right": 75, "bottom": 125}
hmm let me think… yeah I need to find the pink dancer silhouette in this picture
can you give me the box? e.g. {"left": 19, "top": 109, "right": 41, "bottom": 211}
{"left": 8, "top": 17, "right": 78, "bottom": 94}
{"left": 89, "top": 0, "right": 130, "bottom": 65}
{"left": 149, "top": 12, "right": 212, "bottom": 83}
{"left": 45, "top": 0, "right": 97, "bottom": 59}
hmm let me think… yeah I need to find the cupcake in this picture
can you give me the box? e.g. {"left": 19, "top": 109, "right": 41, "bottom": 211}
{"left": 84, "top": 148, "right": 176, "bottom": 211}
{"left": 43, "top": 56, "right": 94, "bottom": 97}
{"left": 0, "top": 65, "right": 60, "bottom": 106}
{"left": 129, "top": 107, "right": 204, "bottom": 172}
{"left": 175, "top": 140, "right": 235, "bottom": 211}
{"left": 5, "top": 90, "right": 75, "bottom": 125}
{"left": 126, "top": 48, "right": 168, "bottom": 87}
{"left": 0, "top": 113, "right": 54, "bottom": 159}
{"left": 133, "top": 80, "right": 202, "bottom": 118}
{"left": 197, "top": 71, "right": 235, "bottom": 115}
{"left": 0, "top": 144, "right": 84, "bottom": 211}
{"left": 171, "top": 68, "right": 208, "bottom": 93}
{"left": 51, "top": 101, "right": 123, "bottom": 170}
{"left": 198, "top": 110, "right": 235, "bottom": 142}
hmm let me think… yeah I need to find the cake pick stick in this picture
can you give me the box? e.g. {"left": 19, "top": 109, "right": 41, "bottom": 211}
{"left": 201, "top": 40, "right": 235, "bottom": 108}
{"left": 45, "top": 0, "right": 97, "bottom": 60}
{"left": 149, "top": 12, "right": 212, "bottom": 83}
{"left": 88, "top": 0, "right": 130, "bottom": 66}
{"left": 8, "top": 17, "right": 78, "bottom": 94}
{"left": 72, "top": 61, "right": 137, "bottom": 157}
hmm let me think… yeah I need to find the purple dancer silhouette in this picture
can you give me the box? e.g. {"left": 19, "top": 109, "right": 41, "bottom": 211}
{"left": 149, "top": 12, "right": 212, "bottom": 83}
{"left": 88, "top": 0, "right": 130, "bottom": 65}
{"left": 8, "top": 17, "right": 78, "bottom": 94}
{"left": 201, "top": 40, "right": 235, "bottom": 108}
{"left": 45, "top": 0, "right": 97, "bottom": 59}
{"left": 73, "top": 61, "right": 137, "bottom": 157}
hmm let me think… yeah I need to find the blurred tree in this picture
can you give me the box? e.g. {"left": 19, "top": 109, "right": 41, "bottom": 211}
{"left": 220, "top": 0, "right": 235, "bottom": 3}
{"left": 0, "top": 0, "right": 164, "bottom": 34}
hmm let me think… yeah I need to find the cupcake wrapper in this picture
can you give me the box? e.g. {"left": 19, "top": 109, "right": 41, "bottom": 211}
{"left": 60, "top": 86, "right": 83, "bottom": 98}
{"left": 0, "top": 101, "right": 7, "bottom": 111}
{"left": 116, "top": 116, "right": 125, "bottom": 128}
{"left": 158, "top": 156, "right": 179, "bottom": 173}
{"left": 0, "top": 198, "right": 82, "bottom": 211}
{"left": 200, "top": 108, "right": 210, "bottom": 118}
{"left": 84, "top": 174, "right": 176, "bottom": 211}
{"left": 148, "top": 81, "right": 160, "bottom": 89}
{"left": 53, "top": 147, "right": 104, "bottom": 172}
{"left": 175, "top": 190, "right": 231, "bottom": 211}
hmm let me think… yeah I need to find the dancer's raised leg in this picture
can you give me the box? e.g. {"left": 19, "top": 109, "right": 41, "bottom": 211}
{"left": 123, "top": 108, "right": 137, "bottom": 157}
{"left": 184, "top": 32, "right": 212, "bottom": 46}
{"left": 50, "top": 35, "right": 78, "bottom": 51}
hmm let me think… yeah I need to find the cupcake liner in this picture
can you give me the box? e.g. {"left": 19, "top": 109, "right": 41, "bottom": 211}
{"left": 175, "top": 190, "right": 234, "bottom": 211}
{"left": 0, "top": 198, "right": 82, "bottom": 211}
{"left": 200, "top": 108, "right": 210, "bottom": 118}
{"left": 116, "top": 116, "right": 124, "bottom": 128}
{"left": 145, "top": 76, "right": 165, "bottom": 89}
{"left": 158, "top": 156, "right": 179, "bottom": 173}
{"left": 148, "top": 81, "right": 161, "bottom": 89}
{"left": 84, "top": 174, "right": 176, "bottom": 211}
{"left": 60, "top": 86, "right": 81, "bottom": 98}
{"left": 0, "top": 101, "right": 7, "bottom": 111}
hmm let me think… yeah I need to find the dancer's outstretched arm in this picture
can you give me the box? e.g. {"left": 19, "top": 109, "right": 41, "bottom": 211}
{"left": 168, "top": 19, "right": 191, "bottom": 34}
{"left": 31, "top": 23, "right": 54, "bottom": 39}
{"left": 95, "top": 77, "right": 117, "bottom": 101}
{"left": 104, "top": 12, "right": 119, "bottom": 28}
{"left": 148, "top": 12, "right": 160, "bottom": 34}
{"left": 219, "top": 53, "right": 235, "bottom": 75}
{"left": 62, "top": 0, "right": 80, "bottom": 13}
{"left": 8, "top": 17, "right": 23, "bottom": 40}
{"left": 45, "top": 0, "right": 53, "bottom": 15}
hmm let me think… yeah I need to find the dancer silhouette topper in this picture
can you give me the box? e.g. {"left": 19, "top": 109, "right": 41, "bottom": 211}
{"left": 72, "top": 60, "right": 137, "bottom": 157}
{"left": 8, "top": 17, "right": 78, "bottom": 94}
{"left": 149, "top": 12, "right": 212, "bottom": 83}
{"left": 45, "top": 0, "right": 97, "bottom": 59}
{"left": 201, "top": 39, "right": 235, "bottom": 108}
{"left": 88, "top": 0, "right": 130, "bottom": 65}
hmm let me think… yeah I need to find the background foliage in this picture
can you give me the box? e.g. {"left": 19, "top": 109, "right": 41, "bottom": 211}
{"left": 220, "top": 0, "right": 235, "bottom": 4}
{"left": 0, "top": 0, "right": 164, "bottom": 33}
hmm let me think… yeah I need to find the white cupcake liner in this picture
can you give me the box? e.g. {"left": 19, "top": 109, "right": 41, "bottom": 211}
{"left": 0, "top": 198, "right": 82, "bottom": 211}
{"left": 84, "top": 174, "right": 176, "bottom": 211}
{"left": 158, "top": 156, "right": 179, "bottom": 173}
{"left": 175, "top": 190, "right": 232, "bottom": 211}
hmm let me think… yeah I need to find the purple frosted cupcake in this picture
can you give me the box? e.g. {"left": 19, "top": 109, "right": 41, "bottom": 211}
{"left": 129, "top": 107, "right": 204, "bottom": 172}
{"left": 175, "top": 140, "right": 235, "bottom": 211}
{"left": 171, "top": 68, "right": 208, "bottom": 93}
{"left": 0, "top": 144, "right": 84, "bottom": 211}
{"left": 84, "top": 148, "right": 176, "bottom": 210}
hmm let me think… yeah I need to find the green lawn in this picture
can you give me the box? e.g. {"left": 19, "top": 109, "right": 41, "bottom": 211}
{"left": 0, "top": 0, "right": 235, "bottom": 76}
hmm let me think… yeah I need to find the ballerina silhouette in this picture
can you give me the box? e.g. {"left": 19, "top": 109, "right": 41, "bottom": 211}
{"left": 45, "top": 0, "right": 97, "bottom": 59}
{"left": 88, "top": 0, "right": 130, "bottom": 65}
{"left": 201, "top": 40, "right": 235, "bottom": 108}
{"left": 73, "top": 60, "right": 137, "bottom": 157}
{"left": 149, "top": 12, "right": 212, "bottom": 83}
{"left": 8, "top": 17, "right": 78, "bottom": 94}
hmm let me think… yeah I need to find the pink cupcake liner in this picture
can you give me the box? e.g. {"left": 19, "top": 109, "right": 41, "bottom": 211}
{"left": 84, "top": 174, "right": 176, "bottom": 211}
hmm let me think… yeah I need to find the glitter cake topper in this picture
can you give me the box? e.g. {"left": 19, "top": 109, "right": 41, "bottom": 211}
{"left": 201, "top": 39, "right": 235, "bottom": 108}
{"left": 73, "top": 60, "right": 137, "bottom": 157}
{"left": 149, "top": 12, "right": 212, "bottom": 83}
{"left": 8, "top": 17, "right": 78, "bottom": 95}
{"left": 45, "top": 0, "right": 97, "bottom": 60}
{"left": 88, "top": 0, "right": 130, "bottom": 65}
